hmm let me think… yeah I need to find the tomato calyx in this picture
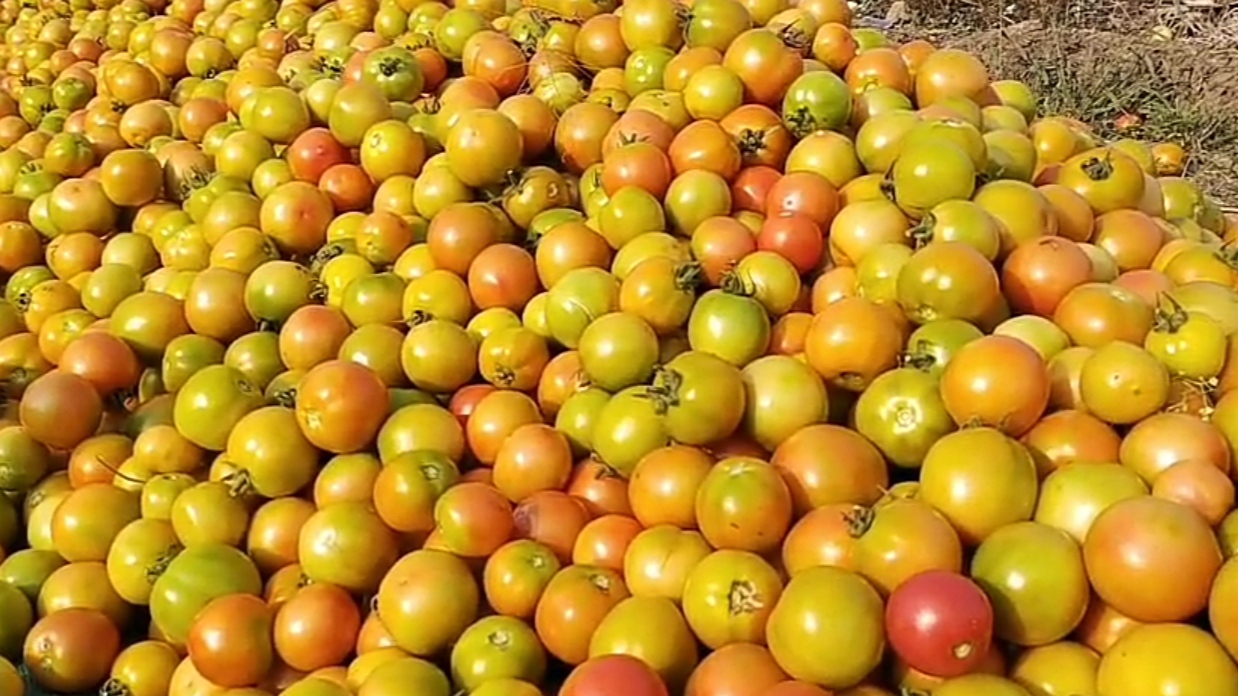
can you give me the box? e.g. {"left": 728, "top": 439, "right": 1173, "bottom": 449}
{"left": 898, "top": 341, "right": 939, "bottom": 373}
{"left": 318, "top": 54, "right": 345, "bottom": 78}
{"left": 842, "top": 504, "right": 877, "bottom": 539}
{"left": 783, "top": 106, "right": 821, "bottom": 140}
{"left": 774, "top": 22, "right": 811, "bottom": 56}
{"left": 907, "top": 213, "right": 940, "bottom": 249}
{"left": 143, "top": 542, "right": 184, "bottom": 585}
{"left": 310, "top": 242, "right": 349, "bottom": 273}
{"left": 733, "top": 127, "right": 773, "bottom": 161}
{"left": 307, "top": 278, "right": 329, "bottom": 305}
{"left": 224, "top": 467, "right": 259, "bottom": 498}
{"left": 726, "top": 579, "right": 768, "bottom": 616}
{"left": 375, "top": 56, "right": 406, "bottom": 77}
{"left": 1079, "top": 153, "right": 1116, "bottom": 182}
{"left": 173, "top": 165, "right": 213, "bottom": 202}
{"left": 99, "top": 676, "right": 132, "bottom": 696}
{"left": 406, "top": 308, "right": 435, "bottom": 327}
{"left": 1152, "top": 292, "right": 1192, "bottom": 335}
{"left": 718, "top": 269, "right": 755, "bottom": 298}
{"left": 675, "top": 262, "right": 704, "bottom": 292}
{"left": 644, "top": 365, "right": 684, "bottom": 415}
{"left": 491, "top": 364, "right": 520, "bottom": 388}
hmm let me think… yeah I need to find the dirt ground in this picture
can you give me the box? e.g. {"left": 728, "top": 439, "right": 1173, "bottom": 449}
{"left": 855, "top": 0, "right": 1238, "bottom": 205}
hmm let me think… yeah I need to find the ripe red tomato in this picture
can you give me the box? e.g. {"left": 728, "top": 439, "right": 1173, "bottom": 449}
{"left": 756, "top": 214, "right": 824, "bottom": 275}
{"left": 884, "top": 570, "right": 994, "bottom": 678}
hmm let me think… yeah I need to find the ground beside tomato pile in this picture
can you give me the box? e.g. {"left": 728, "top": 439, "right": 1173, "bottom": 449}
{"left": 858, "top": 0, "right": 1238, "bottom": 206}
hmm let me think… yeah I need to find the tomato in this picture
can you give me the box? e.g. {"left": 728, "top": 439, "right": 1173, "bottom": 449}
{"left": 545, "top": 268, "right": 620, "bottom": 349}
{"left": 150, "top": 544, "right": 262, "bottom": 646}
{"left": 561, "top": 654, "right": 670, "bottom": 696}
{"left": 1083, "top": 496, "right": 1221, "bottom": 623}
{"left": 1057, "top": 147, "right": 1147, "bottom": 214}
{"left": 50, "top": 482, "right": 140, "bottom": 563}
{"left": 372, "top": 449, "right": 459, "bottom": 534}
{"left": 804, "top": 296, "right": 902, "bottom": 392}
{"left": 579, "top": 312, "right": 659, "bottom": 392}
{"left": 187, "top": 593, "right": 274, "bottom": 688}
{"left": 273, "top": 583, "right": 360, "bottom": 674}
{"left": 377, "top": 550, "right": 480, "bottom": 657}
{"left": 932, "top": 675, "right": 1031, "bottom": 696}
{"left": 1008, "top": 642, "right": 1100, "bottom": 696}
{"left": 1078, "top": 342, "right": 1169, "bottom": 425}
{"left": 450, "top": 615, "right": 547, "bottom": 690}
{"left": 19, "top": 371, "right": 102, "bottom": 451}
{"left": 919, "top": 428, "right": 1038, "bottom": 545}
{"left": 591, "top": 387, "right": 672, "bottom": 477}
{"left": 1033, "top": 463, "right": 1149, "bottom": 544}
{"left": 695, "top": 457, "right": 791, "bottom": 555}
{"left": 852, "top": 366, "right": 955, "bottom": 468}
{"left": 173, "top": 364, "right": 265, "bottom": 451}
{"left": 224, "top": 406, "right": 317, "bottom": 498}
{"left": 246, "top": 497, "right": 315, "bottom": 575}
{"left": 379, "top": 403, "right": 467, "bottom": 464}
{"left": 687, "top": 284, "right": 770, "bottom": 366}
{"left": 890, "top": 141, "right": 976, "bottom": 217}
{"left": 722, "top": 29, "right": 803, "bottom": 106}
{"left": 1021, "top": 409, "right": 1121, "bottom": 477}
{"left": 970, "top": 521, "right": 1090, "bottom": 647}
{"left": 1145, "top": 300, "right": 1227, "bottom": 380}
{"left": 780, "top": 71, "right": 851, "bottom": 138}
{"left": 938, "top": 334, "right": 1049, "bottom": 436}
{"left": 1097, "top": 624, "right": 1238, "bottom": 696}
{"left": 23, "top": 608, "right": 120, "bottom": 694}
{"left": 850, "top": 494, "right": 962, "bottom": 595}
{"left": 296, "top": 360, "right": 389, "bottom": 454}
{"left": 104, "top": 640, "right": 181, "bottom": 696}
{"left": 766, "top": 566, "right": 884, "bottom": 689}
{"left": 1154, "top": 460, "right": 1235, "bottom": 525}
{"left": 105, "top": 517, "right": 181, "bottom": 606}
{"left": 736, "top": 356, "right": 824, "bottom": 450}
{"left": 885, "top": 570, "right": 993, "bottom": 678}
{"left": 484, "top": 540, "right": 562, "bottom": 619}
{"left": 356, "top": 656, "right": 450, "bottom": 696}
{"left": 588, "top": 596, "right": 699, "bottom": 690}
{"left": 682, "top": 549, "right": 782, "bottom": 649}
{"left": 627, "top": 446, "right": 712, "bottom": 529}
{"left": 299, "top": 502, "right": 398, "bottom": 594}
{"left": 434, "top": 482, "right": 515, "bottom": 558}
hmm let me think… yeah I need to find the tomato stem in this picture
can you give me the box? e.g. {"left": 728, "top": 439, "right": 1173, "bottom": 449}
{"left": 1081, "top": 154, "right": 1114, "bottom": 182}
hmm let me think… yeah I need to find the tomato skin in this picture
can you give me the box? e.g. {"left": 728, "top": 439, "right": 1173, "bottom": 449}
{"left": 687, "top": 288, "right": 771, "bottom": 367}
{"left": 591, "top": 387, "right": 672, "bottom": 478}
{"left": 695, "top": 457, "right": 792, "bottom": 555}
{"left": 1097, "top": 623, "right": 1238, "bottom": 696}
{"left": 1083, "top": 495, "right": 1222, "bottom": 623}
{"left": 535, "top": 565, "right": 630, "bottom": 666}
{"left": 765, "top": 566, "right": 885, "bottom": 690}
{"left": 853, "top": 366, "right": 956, "bottom": 468}
{"left": 971, "top": 522, "right": 1090, "bottom": 647}
{"left": 561, "top": 654, "right": 670, "bottom": 696}
{"left": 885, "top": 570, "right": 993, "bottom": 678}
{"left": 187, "top": 593, "right": 275, "bottom": 688}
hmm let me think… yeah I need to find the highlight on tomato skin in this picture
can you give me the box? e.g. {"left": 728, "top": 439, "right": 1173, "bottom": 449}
{"left": 0, "top": 1, "right": 1236, "bottom": 696}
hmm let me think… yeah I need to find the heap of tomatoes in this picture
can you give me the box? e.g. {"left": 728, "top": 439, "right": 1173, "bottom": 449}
{"left": 0, "top": 0, "right": 1235, "bottom": 691}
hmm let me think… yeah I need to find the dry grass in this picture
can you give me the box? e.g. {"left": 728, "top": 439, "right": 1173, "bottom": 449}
{"left": 858, "top": 0, "right": 1238, "bottom": 204}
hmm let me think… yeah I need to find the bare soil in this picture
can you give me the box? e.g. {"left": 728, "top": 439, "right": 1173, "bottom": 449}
{"left": 858, "top": 0, "right": 1238, "bottom": 205}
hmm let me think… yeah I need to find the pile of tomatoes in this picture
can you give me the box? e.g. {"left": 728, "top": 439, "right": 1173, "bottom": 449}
{"left": 0, "top": 0, "right": 1237, "bottom": 692}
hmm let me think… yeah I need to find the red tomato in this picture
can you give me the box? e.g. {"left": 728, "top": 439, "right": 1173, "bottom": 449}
{"left": 756, "top": 214, "right": 824, "bottom": 275}
{"left": 884, "top": 570, "right": 994, "bottom": 678}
